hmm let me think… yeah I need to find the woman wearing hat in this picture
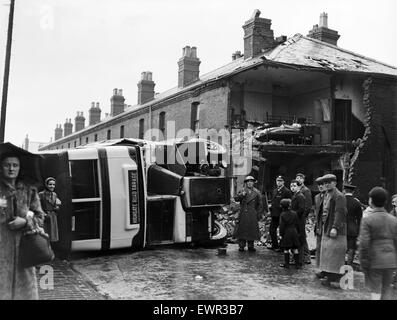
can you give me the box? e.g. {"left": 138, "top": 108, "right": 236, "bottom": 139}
{"left": 234, "top": 176, "right": 263, "bottom": 252}
{"left": 0, "top": 152, "right": 45, "bottom": 300}
{"left": 39, "top": 177, "right": 61, "bottom": 242}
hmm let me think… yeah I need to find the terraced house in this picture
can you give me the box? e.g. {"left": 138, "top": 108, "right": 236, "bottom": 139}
{"left": 40, "top": 11, "right": 397, "bottom": 204}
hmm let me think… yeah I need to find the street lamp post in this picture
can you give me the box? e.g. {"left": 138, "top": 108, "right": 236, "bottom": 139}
{"left": 0, "top": 0, "right": 15, "bottom": 142}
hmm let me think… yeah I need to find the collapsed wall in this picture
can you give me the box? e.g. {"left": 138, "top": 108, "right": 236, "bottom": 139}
{"left": 349, "top": 76, "right": 397, "bottom": 203}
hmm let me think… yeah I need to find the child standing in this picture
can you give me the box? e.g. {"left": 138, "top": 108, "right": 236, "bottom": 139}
{"left": 279, "top": 199, "right": 301, "bottom": 269}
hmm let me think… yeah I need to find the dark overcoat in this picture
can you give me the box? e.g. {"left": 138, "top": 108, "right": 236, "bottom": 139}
{"left": 346, "top": 195, "right": 363, "bottom": 238}
{"left": 234, "top": 187, "right": 263, "bottom": 241}
{"left": 291, "top": 191, "right": 306, "bottom": 243}
{"left": 279, "top": 209, "right": 301, "bottom": 249}
{"left": 39, "top": 190, "right": 61, "bottom": 242}
{"left": 300, "top": 185, "right": 313, "bottom": 216}
{"left": 314, "top": 192, "right": 325, "bottom": 268}
{"left": 270, "top": 186, "right": 292, "bottom": 218}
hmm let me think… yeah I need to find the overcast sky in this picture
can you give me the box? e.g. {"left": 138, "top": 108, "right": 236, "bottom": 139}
{"left": 0, "top": 0, "right": 396, "bottom": 147}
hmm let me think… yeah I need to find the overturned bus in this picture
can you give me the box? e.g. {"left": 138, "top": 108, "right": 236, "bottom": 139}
{"left": 37, "top": 138, "right": 229, "bottom": 257}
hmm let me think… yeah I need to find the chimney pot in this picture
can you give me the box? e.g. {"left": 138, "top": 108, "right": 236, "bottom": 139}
{"left": 91, "top": 102, "right": 95, "bottom": 108}
{"left": 113, "top": 88, "right": 118, "bottom": 95}
{"left": 320, "top": 12, "right": 328, "bottom": 28}
{"left": 96, "top": 102, "right": 100, "bottom": 108}
{"left": 307, "top": 13, "right": 340, "bottom": 45}
{"left": 118, "top": 89, "right": 123, "bottom": 96}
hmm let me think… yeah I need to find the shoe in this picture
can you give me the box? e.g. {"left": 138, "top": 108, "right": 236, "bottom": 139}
{"left": 293, "top": 254, "right": 301, "bottom": 269}
{"left": 315, "top": 272, "right": 325, "bottom": 279}
{"left": 238, "top": 247, "right": 245, "bottom": 252}
{"left": 280, "top": 253, "right": 290, "bottom": 268}
{"left": 305, "top": 260, "right": 312, "bottom": 265}
{"left": 248, "top": 247, "right": 256, "bottom": 252}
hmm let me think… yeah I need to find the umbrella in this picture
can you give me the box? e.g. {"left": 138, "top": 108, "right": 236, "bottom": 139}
{"left": 0, "top": 142, "right": 43, "bottom": 184}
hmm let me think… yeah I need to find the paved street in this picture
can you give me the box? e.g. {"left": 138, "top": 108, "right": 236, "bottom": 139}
{"left": 37, "top": 259, "right": 106, "bottom": 300}
{"left": 66, "top": 243, "right": 383, "bottom": 300}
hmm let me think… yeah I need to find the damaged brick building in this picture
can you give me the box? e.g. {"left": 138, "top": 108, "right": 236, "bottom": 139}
{"left": 40, "top": 11, "right": 397, "bottom": 204}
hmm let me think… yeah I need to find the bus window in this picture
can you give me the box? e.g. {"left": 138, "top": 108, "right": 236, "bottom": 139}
{"left": 70, "top": 159, "right": 101, "bottom": 240}
{"left": 70, "top": 160, "right": 99, "bottom": 199}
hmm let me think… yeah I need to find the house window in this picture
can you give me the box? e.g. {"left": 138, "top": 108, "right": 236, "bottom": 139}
{"left": 191, "top": 102, "right": 200, "bottom": 134}
{"left": 94, "top": 134, "right": 98, "bottom": 142}
{"left": 159, "top": 112, "right": 166, "bottom": 139}
{"left": 107, "top": 130, "right": 111, "bottom": 140}
{"left": 74, "top": 141, "right": 77, "bottom": 148}
{"left": 120, "top": 125, "right": 125, "bottom": 138}
{"left": 139, "top": 119, "right": 145, "bottom": 139}
{"left": 79, "top": 137, "right": 82, "bottom": 146}
{"left": 68, "top": 143, "right": 70, "bottom": 149}
{"left": 86, "top": 137, "right": 89, "bottom": 144}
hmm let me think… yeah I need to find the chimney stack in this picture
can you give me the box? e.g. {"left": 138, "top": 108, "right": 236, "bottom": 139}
{"left": 137, "top": 71, "right": 155, "bottom": 105}
{"left": 89, "top": 101, "right": 101, "bottom": 125}
{"left": 232, "top": 51, "right": 243, "bottom": 61}
{"left": 307, "top": 12, "right": 340, "bottom": 46}
{"left": 64, "top": 118, "right": 73, "bottom": 136}
{"left": 74, "top": 111, "right": 85, "bottom": 132}
{"left": 54, "top": 124, "right": 63, "bottom": 141}
{"left": 242, "top": 9, "right": 275, "bottom": 60}
{"left": 178, "top": 46, "right": 201, "bottom": 88}
{"left": 110, "top": 88, "right": 125, "bottom": 116}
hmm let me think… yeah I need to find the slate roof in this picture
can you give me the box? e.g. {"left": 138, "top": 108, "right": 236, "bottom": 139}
{"left": 41, "top": 34, "right": 397, "bottom": 150}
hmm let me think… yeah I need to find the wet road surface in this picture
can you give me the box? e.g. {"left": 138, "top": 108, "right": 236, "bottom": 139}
{"left": 69, "top": 243, "right": 380, "bottom": 300}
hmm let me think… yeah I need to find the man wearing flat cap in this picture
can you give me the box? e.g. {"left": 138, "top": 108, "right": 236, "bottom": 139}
{"left": 269, "top": 175, "right": 292, "bottom": 251}
{"left": 317, "top": 174, "right": 348, "bottom": 287}
{"left": 343, "top": 182, "right": 363, "bottom": 266}
{"left": 358, "top": 187, "right": 397, "bottom": 300}
{"left": 234, "top": 175, "right": 263, "bottom": 252}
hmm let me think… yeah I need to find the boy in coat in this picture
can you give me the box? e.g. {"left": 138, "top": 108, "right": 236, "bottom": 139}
{"left": 279, "top": 199, "right": 301, "bottom": 269}
{"left": 358, "top": 187, "right": 397, "bottom": 300}
{"left": 234, "top": 176, "right": 263, "bottom": 252}
{"left": 269, "top": 175, "right": 292, "bottom": 251}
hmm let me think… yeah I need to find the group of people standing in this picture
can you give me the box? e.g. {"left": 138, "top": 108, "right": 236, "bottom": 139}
{"left": 234, "top": 172, "right": 397, "bottom": 300}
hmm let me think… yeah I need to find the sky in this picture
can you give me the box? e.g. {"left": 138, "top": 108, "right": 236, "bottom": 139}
{"left": 0, "top": 0, "right": 396, "bottom": 147}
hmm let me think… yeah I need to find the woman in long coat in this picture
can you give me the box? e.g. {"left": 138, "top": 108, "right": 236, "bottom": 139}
{"left": 0, "top": 154, "right": 45, "bottom": 300}
{"left": 234, "top": 176, "right": 263, "bottom": 252}
{"left": 39, "top": 177, "right": 61, "bottom": 242}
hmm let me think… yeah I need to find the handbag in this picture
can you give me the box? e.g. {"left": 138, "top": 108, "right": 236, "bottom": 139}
{"left": 19, "top": 231, "right": 55, "bottom": 268}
